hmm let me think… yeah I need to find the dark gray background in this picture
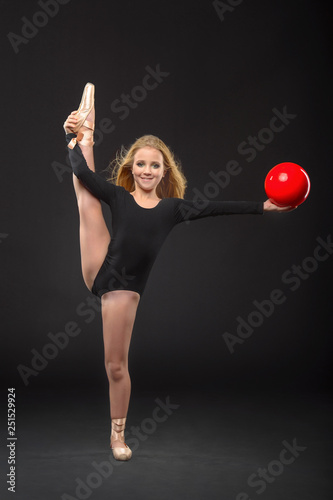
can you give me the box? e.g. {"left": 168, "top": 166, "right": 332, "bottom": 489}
{"left": 0, "top": 1, "right": 332, "bottom": 498}
{"left": 2, "top": 0, "right": 331, "bottom": 392}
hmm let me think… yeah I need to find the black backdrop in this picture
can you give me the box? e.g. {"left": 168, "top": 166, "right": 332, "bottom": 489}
{"left": 1, "top": 0, "right": 332, "bottom": 400}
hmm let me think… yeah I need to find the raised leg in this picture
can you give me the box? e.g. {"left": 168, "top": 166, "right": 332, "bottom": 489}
{"left": 101, "top": 290, "right": 140, "bottom": 448}
{"left": 72, "top": 109, "right": 111, "bottom": 291}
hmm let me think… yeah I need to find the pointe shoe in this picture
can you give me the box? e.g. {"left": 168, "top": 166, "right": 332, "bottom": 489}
{"left": 65, "top": 82, "right": 95, "bottom": 149}
{"left": 110, "top": 418, "right": 132, "bottom": 461}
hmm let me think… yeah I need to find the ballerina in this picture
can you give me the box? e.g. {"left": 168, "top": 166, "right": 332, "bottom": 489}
{"left": 63, "top": 83, "right": 292, "bottom": 461}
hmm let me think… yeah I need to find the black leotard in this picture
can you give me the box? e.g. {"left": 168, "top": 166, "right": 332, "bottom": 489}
{"left": 66, "top": 133, "right": 264, "bottom": 298}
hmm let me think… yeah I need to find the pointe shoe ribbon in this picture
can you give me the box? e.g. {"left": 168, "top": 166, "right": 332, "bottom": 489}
{"left": 110, "top": 418, "right": 132, "bottom": 461}
{"left": 66, "top": 82, "right": 95, "bottom": 149}
{"left": 67, "top": 131, "right": 83, "bottom": 150}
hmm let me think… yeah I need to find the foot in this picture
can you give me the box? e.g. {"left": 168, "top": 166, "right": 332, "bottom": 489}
{"left": 64, "top": 83, "right": 95, "bottom": 148}
{"left": 110, "top": 418, "right": 132, "bottom": 460}
{"left": 110, "top": 439, "right": 132, "bottom": 461}
{"left": 80, "top": 106, "right": 95, "bottom": 138}
{"left": 76, "top": 103, "right": 95, "bottom": 147}
{"left": 110, "top": 437, "right": 127, "bottom": 449}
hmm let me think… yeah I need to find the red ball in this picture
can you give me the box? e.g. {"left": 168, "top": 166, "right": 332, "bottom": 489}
{"left": 265, "top": 162, "right": 311, "bottom": 207}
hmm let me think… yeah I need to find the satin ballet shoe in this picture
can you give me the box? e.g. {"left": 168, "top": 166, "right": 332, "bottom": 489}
{"left": 65, "top": 82, "right": 95, "bottom": 149}
{"left": 110, "top": 418, "right": 132, "bottom": 461}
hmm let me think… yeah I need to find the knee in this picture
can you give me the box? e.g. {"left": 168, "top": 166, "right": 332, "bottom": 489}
{"left": 105, "top": 360, "right": 127, "bottom": 382}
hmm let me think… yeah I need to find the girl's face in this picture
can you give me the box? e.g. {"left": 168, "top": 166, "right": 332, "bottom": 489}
{"left": 132, "top": 147, "right": 165, "bottom": 194}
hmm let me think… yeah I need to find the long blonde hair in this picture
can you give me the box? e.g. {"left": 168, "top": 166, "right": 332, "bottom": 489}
{"left": 106, "top": 135, "right": 187, "bottom": 199}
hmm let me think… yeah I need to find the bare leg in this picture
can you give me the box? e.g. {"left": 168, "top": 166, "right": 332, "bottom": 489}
{"left": 101, "top": 290, "right": 140, "bottom": 448}
{"left": 70, "top": 108, "right": 139, "bottom": 450}
{"left": 72, "top": 107, "right": 111, "bottom": 290}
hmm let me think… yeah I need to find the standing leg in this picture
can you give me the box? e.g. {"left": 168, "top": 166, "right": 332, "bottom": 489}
{"left": 101, "top": 290, "right": 140, "bottom": 456}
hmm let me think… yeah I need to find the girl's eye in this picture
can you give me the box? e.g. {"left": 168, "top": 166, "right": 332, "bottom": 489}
{"left": 136, "top": 162, "right": 160, "bottom": 168}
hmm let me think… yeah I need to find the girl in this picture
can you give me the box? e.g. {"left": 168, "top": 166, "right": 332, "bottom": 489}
{"left": 63, "top": 83, "right": 292, "bottom": 461}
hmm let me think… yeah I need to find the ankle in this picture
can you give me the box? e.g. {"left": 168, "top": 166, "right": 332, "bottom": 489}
{"left": 111, "top": 417, "right": 127, "bottom": 444}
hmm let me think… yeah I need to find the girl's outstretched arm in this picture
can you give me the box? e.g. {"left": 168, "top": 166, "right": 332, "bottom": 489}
{"left": 173, "top": 197, "right": 295, "bottom": 224}
{"left": 173, "top": 198, "right": 264, "bottom": 224}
